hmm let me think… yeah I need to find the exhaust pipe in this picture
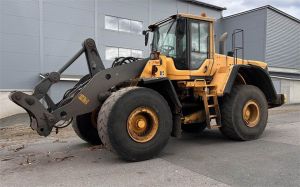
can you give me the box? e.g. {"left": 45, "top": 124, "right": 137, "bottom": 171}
{"left": 219, "top": 32, "right": 228, "bottom": 55}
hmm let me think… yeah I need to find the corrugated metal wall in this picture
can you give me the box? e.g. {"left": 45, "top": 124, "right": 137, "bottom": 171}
{"left": 0, "top": 0, "right": 222, "bottom": 93}
{"left": 0, "top": 0, "right": 41, "bottom": 90}
{"left": 0, "top": 0, "right": 94, "bottom": 90}
{"left": 219, "top": 9, "right": 267, "bottom": 61}
{"left": 266, "top": 9, "right": 300, "bottom": 69}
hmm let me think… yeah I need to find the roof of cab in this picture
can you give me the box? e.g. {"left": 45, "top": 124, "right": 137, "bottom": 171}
{"left": 178, "top": 13, "right": 215, "bottom": 22}
{"left": 148, "top": 13, "right": 214, "bottom": 30}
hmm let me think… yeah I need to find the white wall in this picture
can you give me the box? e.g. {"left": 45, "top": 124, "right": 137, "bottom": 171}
{"left": 272, "top": 78, "right": 300, "bottom": 104}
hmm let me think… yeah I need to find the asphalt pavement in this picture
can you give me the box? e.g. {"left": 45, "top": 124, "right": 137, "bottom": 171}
{"left": 0, "top": 104, "right": 299, "bottom": 187}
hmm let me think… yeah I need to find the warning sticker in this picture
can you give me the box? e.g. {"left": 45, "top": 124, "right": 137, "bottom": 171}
{"left": 78, "top": 94, "right": 90, "bottom": 105}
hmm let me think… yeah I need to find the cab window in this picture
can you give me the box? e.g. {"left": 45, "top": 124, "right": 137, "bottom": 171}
{"left": 153, "top": 21, "right": 177, "bottom": 58}
{"left": 152, "top": 19, "right": 188, "bottom": 70}
{"left": 190, "top": 21, "right": 210, "bottom": 70}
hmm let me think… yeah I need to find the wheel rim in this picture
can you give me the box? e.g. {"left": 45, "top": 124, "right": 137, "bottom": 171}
{"left": 127, "top": 107, "right": 159, "bottom": 143}
{"left": 242, "top": 100, "right": 260, "bottom": 127}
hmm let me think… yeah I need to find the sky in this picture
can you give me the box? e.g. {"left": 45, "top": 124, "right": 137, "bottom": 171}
{"left": 200, "top": 0, "right": 300, "bottom": 19}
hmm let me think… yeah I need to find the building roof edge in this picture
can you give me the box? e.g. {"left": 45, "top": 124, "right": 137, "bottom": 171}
{"left": 223, "top": 5, "right": 300, "bottom": 23}
{"left": 183, "top": 0, "right": 226, "bottom": 11}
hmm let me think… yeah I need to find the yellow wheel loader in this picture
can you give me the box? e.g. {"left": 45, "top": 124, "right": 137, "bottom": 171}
{"left": 9, "top": 14, "right": 285, "bottom": 161}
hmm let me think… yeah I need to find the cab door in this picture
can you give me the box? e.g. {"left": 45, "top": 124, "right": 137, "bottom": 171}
{"left": 188, "top": 20, "right": 213, "bottom": 78}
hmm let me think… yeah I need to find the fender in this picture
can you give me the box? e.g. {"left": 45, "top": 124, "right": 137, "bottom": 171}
{"left": 138, "top": 78, "right": 182, "bottom": 114}
{"left": 138, "top": 77, "right": 182, "bottom": 137}
{"left": 224, "top": 65, "right": 284, "bottom": 107}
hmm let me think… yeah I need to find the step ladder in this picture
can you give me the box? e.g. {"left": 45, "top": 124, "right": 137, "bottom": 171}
{"left": 201, "top": 88, "right": 221, "bottom": 129}
{"left": 193, "top": 80, "right": 221, "bottom": 129}
{"left": 178, "top": 79, "right": 222, "bottom": 129}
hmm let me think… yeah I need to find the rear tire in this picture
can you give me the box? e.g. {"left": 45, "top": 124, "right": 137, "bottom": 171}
{"left": 220, "top": 85, "right": 268, "bottom": 140}
{"left": 98, "top": 87, "right": 172, "bottom": 161}
{"left": 72, "top": 111, "right": 102, "bottom": 145}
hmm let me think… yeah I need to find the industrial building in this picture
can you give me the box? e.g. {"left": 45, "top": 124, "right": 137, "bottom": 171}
{"left": 0, "top": 0, "right": 299, "bottom": 103}
{"left": 219, "top": 5, "right": 300, "bottom": 103}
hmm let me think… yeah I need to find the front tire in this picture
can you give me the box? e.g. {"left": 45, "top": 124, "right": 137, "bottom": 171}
{"left": 98, "top": 87, "right": 172, "bottom": 161}
{"left": 220, "top": 85, "right": 268, "bottom": 140}
{"left": 71, "top": 74, "right": 102, "bottom": 145}
{"left": 72, "top": 111, "right": 102, "bottom": 145}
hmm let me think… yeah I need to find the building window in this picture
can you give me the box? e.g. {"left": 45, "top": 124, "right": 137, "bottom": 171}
{"left": 119, "top": 18, "right": 131, "bottom": 33}
{"left": 131, "top": 20, "right": 143, "bottom": 34}
{"left": 105, "top": 47, "right": 143, "bottom": 60}
{"left": 131, "top": 49, "right": 143, "bottom": 58}
{"left": 105, "top": 15, "right": 143, "bottom": 34}
{"left": 119, "top": 48, "right": 131, "bottom": 57}
{"left": 105, "top": 47, "right": 118, "bottom": 60}
{"left": 105, "top": 16, "right": 118, "bottom": 31}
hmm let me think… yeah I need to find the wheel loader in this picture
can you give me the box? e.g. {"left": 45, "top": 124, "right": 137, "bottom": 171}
{"left": 9, "top": 13, "right": 285, "bottom": 161}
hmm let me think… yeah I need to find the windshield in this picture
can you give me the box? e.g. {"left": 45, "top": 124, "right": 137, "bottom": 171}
{"left": 152, "top": 20, "right": 177, "bottom": 57}
{"left": 150, "top": 17, "right": 210, "bottom": 70}
{"left": 151, "top": 18, "right": 187, "bottom": 69}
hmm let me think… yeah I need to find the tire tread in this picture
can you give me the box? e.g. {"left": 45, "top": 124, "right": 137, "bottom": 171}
{"left": 97, "top": 87, "right": 139, "bottom": 152}
{"left": 220, "top": 85, "right": 268, "bottom": 140}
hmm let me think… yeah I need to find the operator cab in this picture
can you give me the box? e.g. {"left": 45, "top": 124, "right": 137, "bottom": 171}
{"left": 145, "top": 14, "right": 214, "bottom": 71}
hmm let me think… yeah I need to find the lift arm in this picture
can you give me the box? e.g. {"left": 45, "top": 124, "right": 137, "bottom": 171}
{"left": 9, "top": 39, "right": 147, "bottom": 137}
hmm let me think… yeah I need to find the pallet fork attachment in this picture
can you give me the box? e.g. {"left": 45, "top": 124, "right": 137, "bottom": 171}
{"left": 9, "top": 38, "right": 147, "bottom": 137}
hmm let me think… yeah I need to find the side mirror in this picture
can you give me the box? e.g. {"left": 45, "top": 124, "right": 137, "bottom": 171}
{"left": 143, "top": 30, "right": 149, "bottom": 46}
{"left": 143, "top": 31, "right": 149, "bottom": 46}
{"left": 145, "top": 33, "right": 149, "bottom": 46}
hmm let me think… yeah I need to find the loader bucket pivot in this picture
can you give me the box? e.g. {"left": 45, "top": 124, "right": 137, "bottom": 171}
{"left": 8, "top": 38, "right": 106, "bottom": 136}
{"left": 9, "top": 91, "right": 57, "bottom": 136}
{"left": 9, "top": 38, "right": 147, "bottom": 137}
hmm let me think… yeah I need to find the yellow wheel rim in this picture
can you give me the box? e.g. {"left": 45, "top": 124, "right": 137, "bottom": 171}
{"left": 127, "top": 107, "right": 159, "bottom": 143}
{"left": 242, "top": 100, "right": 260, "bottom": 127}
